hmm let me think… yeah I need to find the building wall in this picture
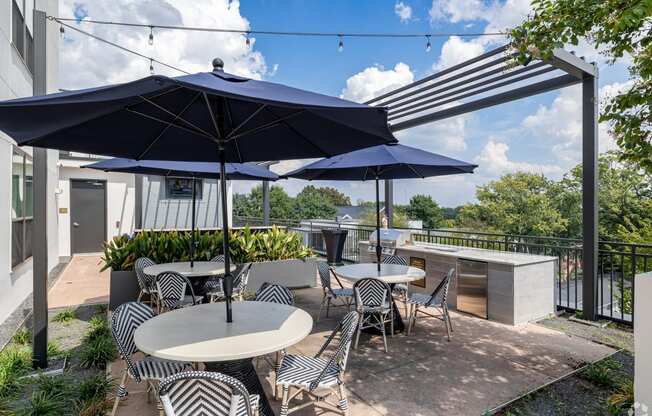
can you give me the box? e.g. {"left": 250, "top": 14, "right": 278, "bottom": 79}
{"left": 141, "top": 175, "right": 232, "bottom": 229}
{"left": 0, "top": 0, "right": 59, "bottom": 325}
{"left": 635, "top": 272, "right": 652, "bottom": 411}
{"left": 57, "top": 162, "right": 135, "bottom": 258}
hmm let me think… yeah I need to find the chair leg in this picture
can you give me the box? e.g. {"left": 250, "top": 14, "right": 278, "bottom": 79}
{"left": 137, "top": 290, "right": 144, "bottom": 302}
{"left": 389, "top": 309, "right": 394, "bottom": 338}
{"left": 380, "top": 313, "right": 388, "bottom": 353}
{"left": 338, "top": 383, "right": 349, "bottom": 416}
{"left": 403, "top": 294, "right": 408, "bottom": 319}
{"left": 326, "top": 297, "right": 331, "bottom": 318}
{"left": 317, "top": 295, "right": 326, "bottom": 322}
{"left": 446, "top": 306, "right": 454, "bottom": 333}
{"left": 111, "top": 370, "right": 128, "bottom": 416}
{"left": 444, "top": 307, "right": 452, "bottom": 342}
{"left": 354, "top": 313, "right": 362, "bottom": 349}
{"left": 280, "top": 385, "right": 290, "bottom": 416}
{"left": 273, "top": 351, "right": 282, "bottom": 400}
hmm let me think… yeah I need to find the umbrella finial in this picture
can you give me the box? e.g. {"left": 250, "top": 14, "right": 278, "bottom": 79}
{"left": 212, "top": 58, "right": 224, "bottom": 72}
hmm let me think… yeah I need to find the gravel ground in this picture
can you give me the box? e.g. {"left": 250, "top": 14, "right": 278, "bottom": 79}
{"left": 537, "top": 313, "right": 634, "bottom": 352}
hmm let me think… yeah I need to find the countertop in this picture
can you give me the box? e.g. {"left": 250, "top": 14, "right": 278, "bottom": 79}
{"left": 360, "top": 241, "right": 558, "bottom": 266}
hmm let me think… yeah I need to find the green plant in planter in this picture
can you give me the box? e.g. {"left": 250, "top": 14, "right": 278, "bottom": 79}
{"left": 229, "top": 226, "right": 313, "bottom": 263}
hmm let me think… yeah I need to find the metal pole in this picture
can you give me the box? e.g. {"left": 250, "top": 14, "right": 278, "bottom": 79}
{"left": 384, "top": 179, "right": 394, "bottom": 228}
{"left": 582, "top": 71, "right": 599, "bottom": 321}
{"left": 219, "top": 149, "right": 233, "bottom": 323}
{"left": 262, "top": 179, "right": 270, "bottom": 226}
{"left": 32, "top": 9, "right": 48, "bottom": 369}
{"left": 190, "top": 176, "right": 196, "bottom": 267}
{"left": 134, "top": 174, "right": 143, "bottom": 229}
{"left": 375, "top": 176, "right": 382, "bottom": 271}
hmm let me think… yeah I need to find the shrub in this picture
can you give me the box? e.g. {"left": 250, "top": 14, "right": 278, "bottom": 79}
{"left": 12, "top": 329, "right": 31, "bottom": 346}
{"left": 579, "top": 357, "right": 622, "bottom": 388}
{"left": 608, "top": 380, "right": 634, "bottom": 414}
{"left": 52, "top": 309, "right": 76, "bottom": 324}
{"left": 102, "top": 226, "right": 313, "bottom": 271}
{"left": 74, "top": 374, "right": 113, "bottom": 416}
{"left": 80, "top": 318, "right": 116, "bottom": 369}
{"left": 15, "top": 391, "right": 65, "bottom": 416}
{"left": 0, "top": 346, "right": 31, "bottom": 398}
{"left": 83, "top": 317, "right": 111, "bottom": 344}
{"left": 34, "top": 375, "right": 69, "bottom": 398}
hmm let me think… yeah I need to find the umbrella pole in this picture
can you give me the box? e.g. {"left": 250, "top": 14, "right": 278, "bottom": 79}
{"left": 219, "top": 149, "right": 233, "bottom": 323}
{"left": 190, "top": 177, "right": 196, "bottom": 267}
{"left": 375, "top": 176, "right": 382, "bottom": 271}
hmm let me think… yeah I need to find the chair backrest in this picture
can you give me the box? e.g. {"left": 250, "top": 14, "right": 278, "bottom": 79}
{"left": 317, "top": 262, "right": 337, "bottom": 296}
{"left": 425, "top": 268, "right": 456, "bottom": 307}
{"left": 255, "top": 283, "right": 294, "bottom": 305}
{"left": 382, "top": 254, "right": 408, "bottom": 266}
{"left": 111, "top": 301, "right": 155, "bottom": 382}
{"left": 134, "top": 257, "right": 156, "bottom": 291}
{"left": 310, "top": 311, "right": 359, "bottom": 391}
{"left": 210, "top": 254, "right": 225, "bottom": 262}
{"left": 233, "top": 263, "right": 252, "bottom": 291}
{"left": 159, "top": 371, "right": 255, "bottom": 416}
{"left": 353, "top": 278, "right": 390, "bottom": 308}
{"left": 156, "top": 271, "right": 194, "bottom": 310}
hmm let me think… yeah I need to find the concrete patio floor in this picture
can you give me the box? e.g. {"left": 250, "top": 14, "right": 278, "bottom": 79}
{"left": 110, "top": 287, "right": 615, "bottom": 416}
{"left": 49, "top": 254, "right": 109, "bottom": 309}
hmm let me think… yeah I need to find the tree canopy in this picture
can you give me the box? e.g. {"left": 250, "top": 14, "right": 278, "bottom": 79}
{"left": 512, "top": 0, "right": 652, "bottom": 172}
{"left": 406, "top": 194, "right": 444, "bottom": 229}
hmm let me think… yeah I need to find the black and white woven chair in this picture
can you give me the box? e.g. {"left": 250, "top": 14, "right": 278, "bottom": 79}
{"left": 156, "top": 271, "right": 200, "bottom": 312}
{"left": 202, "top": 254, "right": 227, "bottom": 298}
{"left": 353, "top": 277, "right": 393, "bottom": 352}
{"left": 317, "top": 262, "right": 353, "bottom": 321}
{"left": 276, "top": 311, "right": 359, "bottom": 416}
{"left": 382, "top": 254, "right": 409, "bottom": 317}
{"left": 135, "top": 257, "right": 158, "bottom": 308}
{"left": 255, "top": 283, "right": 294, "bottom": 305}
{"left": 111, "top": 302, "right": 191, "bottom": 416}
{"left": 406, "top": 268, "right": 455, "bottom": 340}
{"left": 207, "top": 263, "right": 252, "bottom": 302}
{"left": 210, "top": 254, "right": 225, "bottom": 262}
{"left": 158, "top": 371, "right": 259, "bottom": 416}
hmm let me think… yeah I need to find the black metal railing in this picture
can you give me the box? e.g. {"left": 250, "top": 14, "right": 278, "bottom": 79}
{"left": 233, "top": 216, "right": 652, "bottom": 324}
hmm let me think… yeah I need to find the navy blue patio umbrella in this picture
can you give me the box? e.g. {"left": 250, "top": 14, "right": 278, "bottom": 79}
{"left": 84, "top": 158, "right": 278, "bottom": 266}
{"left": 283, "top": 144, "right": 477, "bottom": 269}
{"left": 0, "top": 58, "right": 396, "bottom": 324}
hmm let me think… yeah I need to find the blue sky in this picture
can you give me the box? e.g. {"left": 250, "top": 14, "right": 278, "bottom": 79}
{"left": 59, "top": 0, "right": 631, "bottom": 207}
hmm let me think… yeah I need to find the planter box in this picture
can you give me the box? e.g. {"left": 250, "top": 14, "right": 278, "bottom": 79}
{"left": 248, "top": 257, "right": 317, "bottom": 292}
{"left": 109, "top": 269, "right": 140, "bottom": 311}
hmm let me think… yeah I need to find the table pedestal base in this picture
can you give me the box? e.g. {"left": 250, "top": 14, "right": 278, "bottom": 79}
{"left": 361, "top": 297, "right": 405, "bottom": 335}
{"left": 205, "top": 358, "right": 274, "bottom": 416}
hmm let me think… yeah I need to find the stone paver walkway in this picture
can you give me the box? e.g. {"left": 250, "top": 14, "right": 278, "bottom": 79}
{"left": 49, "top": 255, "right": 109, "bottom": 309}
{"left": 110, "top": 287, "right": 615, "bottom": 416}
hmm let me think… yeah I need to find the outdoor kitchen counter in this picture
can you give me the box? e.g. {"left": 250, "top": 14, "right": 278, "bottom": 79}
{"left": 359, "top": 241, "right": 558, "bottom": 326}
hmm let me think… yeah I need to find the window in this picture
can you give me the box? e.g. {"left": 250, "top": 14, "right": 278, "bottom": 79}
{"left": 11, "top": 0, "right": 35, "bottom": 75}
{"left": 165, "top": 177, "right": 202, "bottom": 199}
{"left": 12, "top": 148, "right": 33, "bottom": 268}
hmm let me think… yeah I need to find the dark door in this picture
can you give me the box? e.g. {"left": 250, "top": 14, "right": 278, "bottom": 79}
{"left": 70, "top": 179, "right": 106, "bottom": 253}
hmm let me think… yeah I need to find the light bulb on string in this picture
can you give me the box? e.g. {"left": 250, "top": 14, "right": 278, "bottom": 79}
{"left": 59, "top": 25, "right": 65, "bottom": 39}
{"left": 338, "top": 35, "right": 344, "bottom": 52}
{"left": 149, "top": 59, "right": 154, "bottom": 75}
{"left": 148, "top": 27, "right": 154, "bottom": 46}
{"left": 245, "top": 33, "right": 250, "bottom": 47}
{"left": 425, "top": 35, "right": 432, "bottom": 52}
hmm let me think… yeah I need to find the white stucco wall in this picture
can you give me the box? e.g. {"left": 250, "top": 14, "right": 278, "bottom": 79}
{"left": 0, "top": 0, "right": 59, "bottom": 325}
{"left": 57, "top": 162, "right": 135, "bottom": 257}
{"left": 635, "top": 272, "right": 652, "bottom": 412}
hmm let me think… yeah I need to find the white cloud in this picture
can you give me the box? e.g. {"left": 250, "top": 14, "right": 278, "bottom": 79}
{"left": 394, "top": 2, "right": 413, "bottom": 23}
{"left": 59, "top": 0, "right": 271, "bottom": 90}
{"left": 340, "top": 63, "right": 414, "bottom": 103}
{"left": 475, "top": 138, "right": 564, "bottom": 176}
{"left": 395, "top": 114, "right": 468, "bottom": 153}
{"left": 429, "top": 0, "right": 531, "bottom": 34}
{"left": 433, "top": 35, "right": 485, "bottom": 70}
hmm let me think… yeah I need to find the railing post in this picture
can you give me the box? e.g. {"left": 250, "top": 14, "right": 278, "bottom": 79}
{"left": 631, "top": 245, "right": 637, "bottom": 324}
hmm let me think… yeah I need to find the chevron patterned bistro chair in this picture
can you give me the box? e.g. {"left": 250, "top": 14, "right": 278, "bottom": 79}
{"left": 159, "top": 371, "right": 259, "bottom": 416}
{"left": 156, "top": 272, "right": 201, "bottom": 312}
{"left": 317, "top": 262, "right": 353, "bottom": 321}
{"left": 353, "top": 278, "right": 394, "bottom": 352}
{"left": 111, "top": 302, "right": 191, "bottom": 416}
{"left": 254, "top": 283, "right": 294, "bottom": 305}
{"left": 381, "top": 254, "right": 410, "bottom": 317}
{"left": 135, "top": 257, "right": 159, "bottom": 309}
{"left": 406, "top": 268, "right": 456, "bottom": 341}
{"left": 276, "top": 311, "right": 359, "bottom": 416}
{"left": 202, "top": 254, "right": 227, "bottom": 299}
{"left": 207, "top": 263, "right": 252, "bottom": 303}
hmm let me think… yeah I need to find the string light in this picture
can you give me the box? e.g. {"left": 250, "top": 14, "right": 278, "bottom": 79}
{"left": 245, "top": 32, "right": 250, "bottom": 47}
{"left": 149, "top": 58, "right": 154, "bottom": 74}
{"left": 148, "top": 26, "right": 154, "bottom": 45}
{"left": 425, "top": 35, "right": 431, "bottom": 52}
{"left": 338, "top": 35, "right": 344, "bottom": 52}
{"left": 59, "top": 25, "right": 65, "bottom": 38}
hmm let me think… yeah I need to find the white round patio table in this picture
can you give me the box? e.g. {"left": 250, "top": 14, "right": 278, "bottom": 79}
{"left": 335, "top": 262, "right": 425, "bottom": 284}
{"left": 335, "top": 263, "right": 425, "bottom": 334}
{"left": 143, "top": 261, "right": 235, "bottom": 278}
{"left": 134, "top": 301, "right": 313, "bottom": 416}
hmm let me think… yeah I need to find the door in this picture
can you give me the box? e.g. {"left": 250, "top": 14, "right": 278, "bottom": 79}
{"left": 70, "top": 179, "right": 106, "bottom": 253}
{"left": 457, "top": 259, "right": 488, "bottom": 319}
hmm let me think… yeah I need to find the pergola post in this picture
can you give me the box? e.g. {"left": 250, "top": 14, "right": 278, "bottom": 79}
{"left": 384, "top": 179, "right": 393, "bottom": 228}
{"left": 32, "top": 9, "right": 48, "bottom": 369}
{"left": 134, "top": 174, "right": 143, "bottom": 229}
{"left": 581, "top": 72, "right": 599, "bottom": 321}
{"left": 262, "top": 180, "right": 270, "bottom": 226}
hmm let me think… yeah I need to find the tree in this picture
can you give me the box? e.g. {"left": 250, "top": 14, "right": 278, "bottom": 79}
{"left": 233, "top": 185, "right": 296, "bottom": 220}
{"left": 294, "top": 186, "right": 337, "bottom": 220}
{"left": 359, "top": 208, "right": 409, "bottom": 228}
{"left": 511, "top": 0, "right": 652, "bottom": 172}
{"left": 457, "top": 172, "right": 567, "bottom": 236}
{"left": 406, "top": 194, "right": 444, "bottom": 229}
{"left": 318, "top": 186, "right": 351, "bottom": 206}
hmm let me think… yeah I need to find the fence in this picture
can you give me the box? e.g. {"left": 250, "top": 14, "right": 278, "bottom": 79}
{"left": 234, "top": 216, "right": 652, "bottom": 324}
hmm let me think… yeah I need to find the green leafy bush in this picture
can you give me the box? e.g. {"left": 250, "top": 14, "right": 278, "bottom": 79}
{"left": 74, "top": 374, "right": 113, "bottom": 416}
{"left": 80, "top": 316, "right": 116, "bottom": 369}
{"left": 52, "top": 309, "right": 76, "bottom": 324}
{"left": 0, "top": 346, "right": 31, "bottom": 398}
{"left": 12, "top": 329, "right": 30, "bottom": 346}
{"left": 580, "top": 357, "right": 622, "bottom": 388}
{"left": 16, "top": 391, "right": 66, "bottom": 416}
{"left": 102, "top": 226, "right": 312, "bottom": 271}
